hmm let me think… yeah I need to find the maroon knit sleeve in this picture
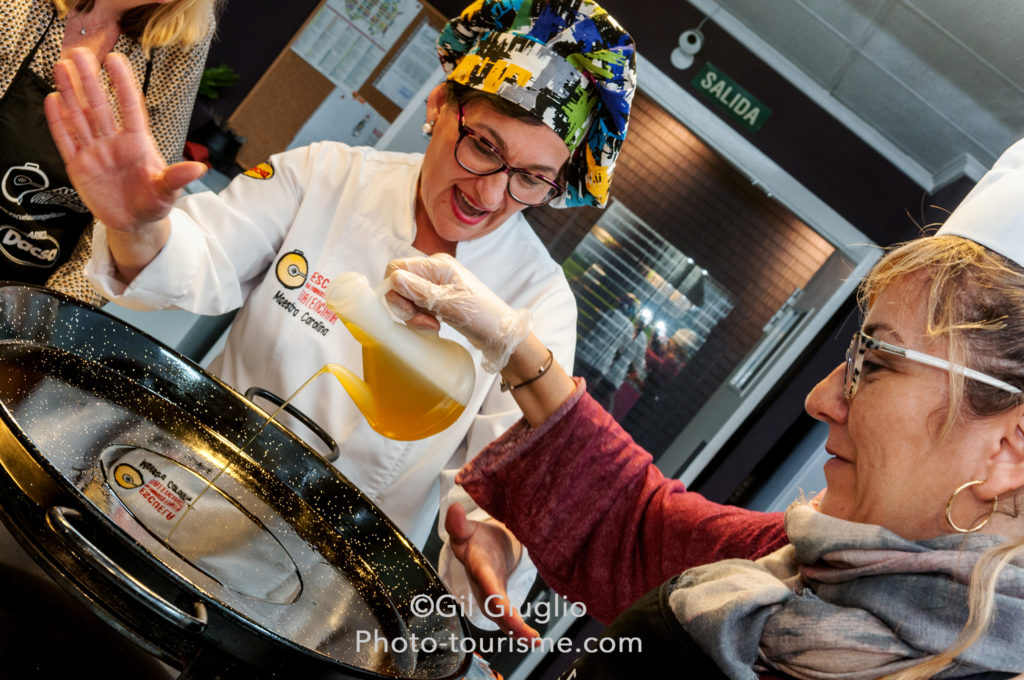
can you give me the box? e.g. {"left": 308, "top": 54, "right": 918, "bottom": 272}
{"left": 457, "top": 379, "right": 789, "bottom": 623}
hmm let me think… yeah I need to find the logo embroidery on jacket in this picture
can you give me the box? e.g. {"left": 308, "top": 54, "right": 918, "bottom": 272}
{"left": 243, "top": 162, "right": 274, "bottom": 180}
{"left": 275, "top": 250, "right": 308, "bottom": 289}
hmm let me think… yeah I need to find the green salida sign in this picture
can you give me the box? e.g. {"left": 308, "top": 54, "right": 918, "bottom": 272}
{"left": 692, "top": 62, "right": 771, "bottom": 133}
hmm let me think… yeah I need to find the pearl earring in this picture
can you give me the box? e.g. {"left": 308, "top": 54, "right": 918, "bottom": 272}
{"left": 422, "top": 121, "right": 435, "bottom": 137}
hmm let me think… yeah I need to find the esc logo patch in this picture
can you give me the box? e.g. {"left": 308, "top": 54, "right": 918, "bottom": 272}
{"left": 243, "top": 162, "right": 274, "bottom": 180}
{"left": 275, "top": 250, "right": 308, "bottom": 289}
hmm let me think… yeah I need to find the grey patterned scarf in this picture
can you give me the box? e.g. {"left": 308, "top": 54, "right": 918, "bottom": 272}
{"left": 669, "top": 503, "right": 1024, "bottom": 680}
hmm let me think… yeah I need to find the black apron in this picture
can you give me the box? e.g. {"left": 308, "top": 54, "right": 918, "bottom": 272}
{"left": 0, "top": 10, "right": 90, "bottom": 282}
{"left": 0, "top": 11, "right": 97, "bottom": 284}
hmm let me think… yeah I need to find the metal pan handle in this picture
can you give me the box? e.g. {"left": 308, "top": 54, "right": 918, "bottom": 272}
{"left": 244, "top": 386, "right": 340, "bottom": 462}
{"left": 46, "top": 506, "right": 208, "bottom": 633}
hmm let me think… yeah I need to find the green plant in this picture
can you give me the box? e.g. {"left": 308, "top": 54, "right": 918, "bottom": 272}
{"left": 198, "top": 64, "right": 240, "bottom": 100}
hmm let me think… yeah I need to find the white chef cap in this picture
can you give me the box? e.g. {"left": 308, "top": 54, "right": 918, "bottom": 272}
{"left": 936, "top": 138, "right": 1024, "bottom": 268}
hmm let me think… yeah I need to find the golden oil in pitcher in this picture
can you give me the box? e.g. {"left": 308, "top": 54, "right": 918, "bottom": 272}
{"left": 323, "top": 271, "right": 475, "bottom": 441}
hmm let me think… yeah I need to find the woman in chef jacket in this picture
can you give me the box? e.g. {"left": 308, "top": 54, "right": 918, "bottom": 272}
{"left": 44, "top": 0, "right": 636, "bottom": 629}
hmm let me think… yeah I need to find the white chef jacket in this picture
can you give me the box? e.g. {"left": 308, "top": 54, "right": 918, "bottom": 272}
{"left": 86, "top": 142, "right": 577, "bottom": 626}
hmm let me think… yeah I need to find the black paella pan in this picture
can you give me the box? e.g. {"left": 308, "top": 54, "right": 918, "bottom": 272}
{"left": 0, "top": 283, "right": 471, "bottom": 679}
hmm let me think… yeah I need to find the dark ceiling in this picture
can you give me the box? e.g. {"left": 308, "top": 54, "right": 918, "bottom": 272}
{"left": 201, "top": 0, "right": 979, "bottom": 249}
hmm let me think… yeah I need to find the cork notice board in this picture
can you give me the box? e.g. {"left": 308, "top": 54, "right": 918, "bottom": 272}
{"left": 227, "top": 1, "right": 447, "bottom": 170}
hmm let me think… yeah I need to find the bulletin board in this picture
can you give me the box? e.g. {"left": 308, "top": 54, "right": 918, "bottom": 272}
{"left": 360, "top": 7, "right": 448, "bottom": 121}
{"left": 227, "top": 0, "right": 448, "bottom": 170}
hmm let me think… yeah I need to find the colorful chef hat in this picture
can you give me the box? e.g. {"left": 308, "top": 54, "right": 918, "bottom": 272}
{"left": 437, "top": 0, "right": 636, "bottom": 209}
{"left": 936, "top": 137, "right": 1024, "bottom": 268}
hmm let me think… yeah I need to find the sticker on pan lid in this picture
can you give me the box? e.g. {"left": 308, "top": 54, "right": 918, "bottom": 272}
{"left": 109, "top": 452, "right": 190, "bottom": 522}
{"left": 101, "top": 445, "right": 302, "bottom": 604}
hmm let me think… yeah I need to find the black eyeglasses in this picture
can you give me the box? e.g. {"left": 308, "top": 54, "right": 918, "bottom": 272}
{"left": 454, "top": 103, "right": 565, "bottom": 207}
{"left": 843, "top": 330, "right": 1021, "bottom": 401}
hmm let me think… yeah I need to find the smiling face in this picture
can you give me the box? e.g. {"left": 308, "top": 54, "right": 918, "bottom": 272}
{"left": 413, "top": 85, "right": 570, "bottom": 255}
{"left": 805, "top": 273, "right": 1012, "bottom": 539}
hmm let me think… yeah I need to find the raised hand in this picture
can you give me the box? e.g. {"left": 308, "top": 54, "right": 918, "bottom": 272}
{"left": 445, "top": 503, "right": 540, "bottom": 640}
{"left": 43, "top": 48, "right": 206, "bottom": 279}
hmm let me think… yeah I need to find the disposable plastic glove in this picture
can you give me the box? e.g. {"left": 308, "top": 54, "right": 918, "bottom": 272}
{"left": 385, "top": 254, "right": 532, "bottom": 373}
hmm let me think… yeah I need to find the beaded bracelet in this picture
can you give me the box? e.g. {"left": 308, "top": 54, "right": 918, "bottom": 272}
{"left": 499, "top": 348, "right": 554, "bottom": 392}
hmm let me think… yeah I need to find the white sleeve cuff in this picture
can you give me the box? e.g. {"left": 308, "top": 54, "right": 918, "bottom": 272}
{"left": 85, "top": 213, "right": 221, "bottom": 312}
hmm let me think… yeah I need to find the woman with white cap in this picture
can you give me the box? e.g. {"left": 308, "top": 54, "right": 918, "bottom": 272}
{"left": 44, "top": 0, "right": 636, "bottom": 626}
{"left": 385, "top": 138, "right": 1024, "bottom": 678}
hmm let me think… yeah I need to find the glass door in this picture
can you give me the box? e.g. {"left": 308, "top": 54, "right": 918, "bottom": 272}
{"left": 499, "top": 56, "right": 879, "bottom": 680}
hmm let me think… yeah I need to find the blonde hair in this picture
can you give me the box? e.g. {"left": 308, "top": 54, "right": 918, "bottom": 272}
{"left": 858, "top": 235, "right": 1024, "bottom": 433}
{"left": 863, "top": 235, "right": 1024, "bottom": 679}
{"left": 54, "top": 0, "right": 220, "bottom": 53}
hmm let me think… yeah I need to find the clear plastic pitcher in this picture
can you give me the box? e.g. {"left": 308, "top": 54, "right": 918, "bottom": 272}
{"left": 324, "top": 272, "right": 475, "bottom": 440}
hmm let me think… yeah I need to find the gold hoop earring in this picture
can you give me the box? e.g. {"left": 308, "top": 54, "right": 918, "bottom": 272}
{"left": 945, "top": 480, "right": 999, "bottom": 533}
